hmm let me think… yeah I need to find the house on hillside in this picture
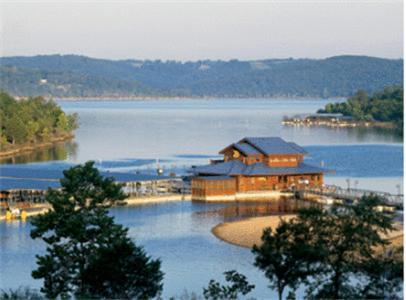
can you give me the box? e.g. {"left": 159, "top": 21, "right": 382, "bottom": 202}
{"left": 190, "top": 137, "right": 329, "bottom": 201}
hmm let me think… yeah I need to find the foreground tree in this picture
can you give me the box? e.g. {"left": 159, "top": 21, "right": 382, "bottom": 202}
{"left": 252, "top": 214, "right": 322, "bottom": 300}
{"left": 253, "top": 195, "right": 402, "bottom": 299}
{"left": 30, "top": 161, "right": 164, "bottom": 299}
{"left": 358, "top": 246, "right": 403, "bottom": 299}
{"left": 304, "top": 195, "right": 396, "bottom": 299}
{"left": 203, "top": 270, "right": 255, "bottom": 300}
{"left": 0, "top": 287, "right": 43, "bottom": 300}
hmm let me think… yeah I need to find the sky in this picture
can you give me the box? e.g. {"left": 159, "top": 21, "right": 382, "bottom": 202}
{"left": 0, "top": 0, "right": 403, "bottom": 61}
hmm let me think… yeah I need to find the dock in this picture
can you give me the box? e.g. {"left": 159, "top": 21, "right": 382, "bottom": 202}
{"left": 301, "top": 184, "right": 403, "bottom": 208}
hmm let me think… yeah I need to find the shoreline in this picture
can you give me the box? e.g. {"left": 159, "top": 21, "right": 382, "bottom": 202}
{"left": 212, "top": 215, "right": 404, "bottom": 250}
{"left": 0, "top": 194, "right": 192, "bottom": 221}
{"left": 52, "top": 96, "right": 344, "bottom": 101}
{"left": 212, "top": 215, "right": 295, "bottom": 248}
{"left": 0, "top": 134, "right": 74, "bottom": 158}
{"left": 282, "top": 120, "right": 396, "bottom": 130}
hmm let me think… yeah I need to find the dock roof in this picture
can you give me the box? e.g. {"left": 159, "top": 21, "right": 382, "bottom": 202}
{"left": 0, "top": 167, "right": 172, "bottom": 191}
{"left": 0, "top": 178, "right": 61, "bottom": 191}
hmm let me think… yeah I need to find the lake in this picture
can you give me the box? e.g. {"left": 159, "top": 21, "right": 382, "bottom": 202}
{"left": 0, "top": 98, "right": 403, "bottom": 297}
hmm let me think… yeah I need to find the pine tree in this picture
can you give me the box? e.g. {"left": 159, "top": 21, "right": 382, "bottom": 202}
{"left": 30, "top": 161, "right": 164, "bottom": 299}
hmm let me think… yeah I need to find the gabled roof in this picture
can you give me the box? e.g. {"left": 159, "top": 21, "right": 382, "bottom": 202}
{"left": 191, "top": 161, "right": 328, "bottom": 176}
{"left": 287, "top": 142, "right": 308, "bottom": 154}
{"left": 233, "top": 143, "right": 261, "bottom": 155}
{"left": 219, "top": 137, "right": 306, "bottom": 156}
{"left": 239, "top": 137, "right": 307, "bottom": 155}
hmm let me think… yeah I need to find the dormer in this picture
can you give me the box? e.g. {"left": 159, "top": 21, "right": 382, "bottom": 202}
{"left": 219, "top": 143, "right": 264, "bottom": 165}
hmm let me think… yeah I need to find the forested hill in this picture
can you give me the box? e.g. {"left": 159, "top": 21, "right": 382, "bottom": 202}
{"left": 0, "top": 55, "right": 403, "bottom": 98}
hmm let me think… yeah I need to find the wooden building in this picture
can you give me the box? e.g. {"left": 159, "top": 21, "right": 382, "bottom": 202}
{"left": 191, "top": 137, "right": 328, "bottom": 201}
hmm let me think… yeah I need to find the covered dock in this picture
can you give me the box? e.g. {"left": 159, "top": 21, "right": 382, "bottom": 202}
{"left": 0, "top": 166, "right": 183, "bottom": 208}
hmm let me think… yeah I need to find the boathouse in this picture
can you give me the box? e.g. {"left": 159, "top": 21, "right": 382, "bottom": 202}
{"left": 0, "top": 168, "right": 181, "bottom": 208}
{"left": 191, "top": 137, "right": 328, "bottom": 201}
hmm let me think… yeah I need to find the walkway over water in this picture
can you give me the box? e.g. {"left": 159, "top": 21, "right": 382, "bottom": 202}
{"left": 304, "top": 184, "right": 403, "bottom": 208}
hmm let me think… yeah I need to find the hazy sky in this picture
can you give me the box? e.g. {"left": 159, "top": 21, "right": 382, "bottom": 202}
{"left": 0, "top": 1, "right": 403, "bottom": 60}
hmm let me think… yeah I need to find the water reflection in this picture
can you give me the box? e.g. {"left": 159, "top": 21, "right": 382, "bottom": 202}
{"left": 195, "top": 198, "right": 321, "bottom": 222}
{"left": 334, "top": 126, "right": 402, "bottom": 142}
{"left": 0, "top": 141, "right": 77, "bottom": 164}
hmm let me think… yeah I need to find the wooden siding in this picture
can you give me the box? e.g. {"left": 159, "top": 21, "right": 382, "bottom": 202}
{"left": 265, "top": 154, "right": 304, "bottom": 167}
{"left": 236, "top": 173, "right": 323, "bottom": 192}
{"left": 192, "top": 177, "right": 236, "bottom": 198}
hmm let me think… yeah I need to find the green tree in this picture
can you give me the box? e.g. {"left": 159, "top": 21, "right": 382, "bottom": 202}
{"left": 30, "top": 161, "right": 164, "bottom": 299}
{"left": 252, "top": 196, "right": 401, "bottom": 299}
{"left": 56, "top": 112, "right": 69, "bottom": 132}
{"left": 358, "top": 246, "right": 403, "bottom": 299}
{"left": 252, "top": 217, "right": 321, "bottom": 300}
{"left": 318, "top": 85, "right": 403, "bottom": 135}
{"left": 0, "top": 129, "right": 8, "bottom": 149}
{"left": 39, "top": 127, "right": 49, "bottom": 141}
{"left": 5, "top": 116, "right": 28, "bottom": 144}
{"left": 0, "top": 287, "right": 43, "bottom": 300}
{"left": 203, "top": 270, "right": 255, "bottom": 300}
{"left": 26, "top": 121, "right": 39, "bottom": 142}
{"left": 0, "top": 91, "right": 78, "bottom": 149}
{"left": 305, "top": 196, "right": 394, "bottom": 299}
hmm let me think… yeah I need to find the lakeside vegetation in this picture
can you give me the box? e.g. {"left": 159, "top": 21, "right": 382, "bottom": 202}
{"left": 0, "top": 91, "right": 78, "bottom": 153}
{"left": 0, "top": 55, "right": 402, "bottom": 98}
{"left": 317, "top": 85, "right": 403, "bottom": 135}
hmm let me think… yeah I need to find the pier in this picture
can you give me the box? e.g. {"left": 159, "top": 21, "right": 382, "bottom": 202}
{"left": 302, "top": 184, "right": 403, "bottom": 208}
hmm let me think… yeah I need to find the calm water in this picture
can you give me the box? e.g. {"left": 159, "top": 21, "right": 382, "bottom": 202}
{"left": 1, "top": 99, "right": 403, "bottom": 191}
{"left": 0, "top": 99, "right": 403, "bottom": 297}
{"left": 1, "top": 200, "right": 314, "bottom": 298}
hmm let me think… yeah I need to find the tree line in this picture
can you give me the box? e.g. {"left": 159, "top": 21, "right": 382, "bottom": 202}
{"left": 318, "top": 85, "right": 403, "bottom": 135}
{"left": 0, "top": 91, "right": 78, "bottom": 150}
{"left": 0, "top": 54, "right": 402, "bottom": 98}
{"left": 1, "top": 162, "right": 402, "bottom": 299}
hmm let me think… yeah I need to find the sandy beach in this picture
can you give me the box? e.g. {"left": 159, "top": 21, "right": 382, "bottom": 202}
{"left": 212, "top": 215, "right": 404, "bottom": 249}
{"left": 212, "top": 215, "right": 295, "bottom": 248}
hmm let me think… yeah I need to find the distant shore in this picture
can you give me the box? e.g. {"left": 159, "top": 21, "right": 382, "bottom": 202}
{"left": 0, "top": 134, "right": 74, "bottom": 158}
{"left": 52, "top": 96, "right": 344, "bottom": 101}
{"left": 282, "top": 118, "right": 396, "bottom": 130}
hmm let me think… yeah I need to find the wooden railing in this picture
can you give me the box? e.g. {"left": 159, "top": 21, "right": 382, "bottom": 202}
{"left": 303, "top": 184, "right": 403, "bottom": 207}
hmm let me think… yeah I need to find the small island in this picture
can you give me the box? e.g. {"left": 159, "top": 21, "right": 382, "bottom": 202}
{"left": 0, "top": 91, "right": 78, "bottom": 157}
{"left": 283, "top": 85, "right": 403, "bottom": 135}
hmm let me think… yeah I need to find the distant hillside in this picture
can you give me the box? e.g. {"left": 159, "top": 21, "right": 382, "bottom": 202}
{"left": 0, "top": 55, "right": 403, "bottom": 98}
